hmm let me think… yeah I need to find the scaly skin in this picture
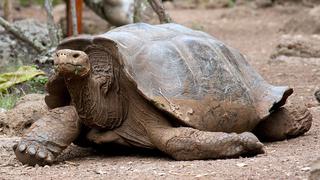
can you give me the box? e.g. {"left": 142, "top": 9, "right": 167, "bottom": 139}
{"left": 13, "top": 48, "right": 311, "bottom": 166}
{"left": 13, "top": 106, "right": 79, "bottom": 166}
{"left": 253, "top": 104, "right": 312, "bottom": 141}
{"left": 148, "top": 127, "right": 264, "bottom": 160}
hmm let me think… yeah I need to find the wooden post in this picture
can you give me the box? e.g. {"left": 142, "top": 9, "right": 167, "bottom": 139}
{"left": 66, "top": 0, "right": 83, "bottom": 36}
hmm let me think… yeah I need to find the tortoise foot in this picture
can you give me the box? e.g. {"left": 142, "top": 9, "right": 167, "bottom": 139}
{"left": 13, "top": 140, "right": 55, "bottom": 166}
{"left": 239, "top": 132, "right": 265, "bottom": 155}
{"left": 254, "top": 104, "right": 312, "bottom": 141}
{"left": 12, "top": 106, "right": 80, "bottom": 166}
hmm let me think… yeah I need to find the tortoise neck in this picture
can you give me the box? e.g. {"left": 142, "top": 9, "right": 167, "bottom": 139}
{"left": 64, "top": 74, "right": 127, "bottom": 130}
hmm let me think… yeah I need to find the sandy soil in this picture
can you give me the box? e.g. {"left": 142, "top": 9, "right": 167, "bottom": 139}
{"left": 1, "top": 4, "right": 320, "bottom": 180}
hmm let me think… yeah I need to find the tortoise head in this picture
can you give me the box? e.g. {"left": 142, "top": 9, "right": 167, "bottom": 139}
{"left": 54, "top": 49, "right": 91, "bottom": 78}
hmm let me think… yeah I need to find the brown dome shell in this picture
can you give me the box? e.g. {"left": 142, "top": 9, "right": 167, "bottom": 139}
{"left": 47, "top": 23, "right": 292, "bottom": 132}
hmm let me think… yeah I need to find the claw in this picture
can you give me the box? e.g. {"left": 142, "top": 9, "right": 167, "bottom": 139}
{"left": 18, "top": 143, "right": 27, "bottom": 152}
{"left": 37, "top": 149, "right": 47, "bottom": 159}
{"left": 14, "top": 140, "right": 56, "bottom": 166}
{"left": 46, "top": 153, "right": 54, "bottom": 164}
{"left": 27, "top": 145, "right": 37, "bottom": 156}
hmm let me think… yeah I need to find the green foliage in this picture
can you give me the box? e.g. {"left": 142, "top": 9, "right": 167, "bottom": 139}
{"left": 19, "top": 0, "right": 63, "bottom": 7}
{"left": 0, "top": 65, "right": 48, "bottom": 110}
{"left": 190, "top": 22, "right": 205, "bottom": 31}
{"left": 0, "top": 74, "right": 48, "bottom": 110}
{"left": 0, "top": 93, "right": 19, "bottom": 110}
{"left": 31, "top": 75, "right": 48, "bottom": 85}
{"left": 228, "top": 0, "right": 236, "bottom": 7}
{"left": 0, "top": 66, "right": 45, "bottom": 93}
{"left": 24, "top": 75, "right": 48, "bottom": 94}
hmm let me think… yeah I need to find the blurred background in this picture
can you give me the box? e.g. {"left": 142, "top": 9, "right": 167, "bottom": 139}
{"left": 1, "top": 1, "right": 320, "bottom": 179}
{"left": 0, "top": 0, "right": 319, "bottom": 109}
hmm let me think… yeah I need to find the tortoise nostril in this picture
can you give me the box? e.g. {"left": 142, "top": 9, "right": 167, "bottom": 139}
{"left": 72, "top": 53, "right": 80, "bottom": 58}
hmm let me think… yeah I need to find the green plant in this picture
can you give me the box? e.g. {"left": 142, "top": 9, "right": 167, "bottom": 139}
{"left": 31, "top": 75, "right": 48, "bottom": 85}
{"left": 19, "top": 0, "right": 63, "bottom": 7}
{"left": 24, "top": 75, "right": 48, "bottom": 94}
{"left": 0, "top": 93, "right": 19, "bottom": 110}
{"left": 228, "top": 0, "right": 236, "bottom": 7}
{"left": 190, "top": 22, "right": 205, "bottom": 31}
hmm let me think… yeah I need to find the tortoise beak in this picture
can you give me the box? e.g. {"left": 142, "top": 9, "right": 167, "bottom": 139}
{"left": 54, "top": 49, "right": 91, "bottom": 78}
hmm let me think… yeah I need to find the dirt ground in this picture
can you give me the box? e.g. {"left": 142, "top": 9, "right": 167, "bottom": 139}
{"left": 1, "top": 4, "right": 320, "bottom": 180}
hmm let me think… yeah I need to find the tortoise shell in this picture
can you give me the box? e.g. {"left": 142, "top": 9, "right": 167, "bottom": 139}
{"left": 49, "top": 23, "right": 292, "bottom": 132}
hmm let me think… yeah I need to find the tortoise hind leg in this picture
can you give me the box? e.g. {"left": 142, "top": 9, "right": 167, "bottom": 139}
{"left": 148, "top": 127, "right": 264, "bottom": 160}
{"left": 253, "top": 104, "right": 312, "bottom": 142}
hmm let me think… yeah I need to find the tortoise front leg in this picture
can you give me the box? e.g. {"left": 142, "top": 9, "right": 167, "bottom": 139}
{"left": 148, "top": 127, "right": 264, "bottom": 160}
{"left": 13, "top": 106, "right": 80, "bottom": 166}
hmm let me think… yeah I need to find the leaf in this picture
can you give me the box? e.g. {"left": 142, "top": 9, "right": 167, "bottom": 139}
{"left": 0, "top": 66, "right": 45, "bottom": 93}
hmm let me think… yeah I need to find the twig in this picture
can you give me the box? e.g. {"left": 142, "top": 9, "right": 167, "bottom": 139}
{"left": 0, "top": 17, "right": 46, "bottom": 53}
{"left": 147, "top": 0, "right": 172, "bottom": 23}
{"left": 70, "top": 0, "right": 78, "bottom": 36}
{"left": 133, "top": 0, "right": 143, "bottom": 23}
{"left": 3, "top": 0, "right": 12, "bottom": 22}
{"left": 44, "top": 0, "right": 60, "bottom": 47}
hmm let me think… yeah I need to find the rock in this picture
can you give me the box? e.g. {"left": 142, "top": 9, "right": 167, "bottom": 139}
{"left": 173, "top": 0, "right": 231, "bottom": 9}
{"left": 272, "top": 35, "right": 320, "bottom": 58}
{"left": 310, "top": 159, "right": 320, "bottom": 180}
{"left": 235, "top": 0, "right": 251, "bottom": 6}
{"left": 236, "top": 163, "right": 248, "bottom": 167}
{"left": 0, "top": 19, "right": 51, "bottom": 71}
{"left": 94, "top": 169, "right": 107, "bottom": 175}
{"left": 0, "top": 94, "right": 47, "bottom": 136}
{"left": 163, "top": 1, "right": 175, "bottom": 10}
{"left": 173, "top": 0, "right": 198, "bottom": 9}
{"left": 204, "top": 0, "right": 232, "bottom": 9}
{"left": 255, "top": 0, "right": 273, "bottom": 8}
{"left": 301, "top": 167, "right": 311, "bottom": 171}
{"left": 281, "top": 6, "right": 320, "bottom": 35}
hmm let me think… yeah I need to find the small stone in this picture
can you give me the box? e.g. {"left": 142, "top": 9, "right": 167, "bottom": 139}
{"left": 195, "top": 173, "right": 210, "bottom": 178}
{"left": 65, "top": 161, "right": 79, "bottom": 166}
{"left": 236, "top": 163, "right": 248, "bottom": 167}
{"left": 255, "top": 0, "right": 273, "bottom": 8}
{"left": 94, "top": 169, "right": 107, "bottom": 175}
{"left": 301, "top": 167, "right": 311, "bottom": 171}
{"left": 187, "top": 108, "right": 194, "bottom": 115}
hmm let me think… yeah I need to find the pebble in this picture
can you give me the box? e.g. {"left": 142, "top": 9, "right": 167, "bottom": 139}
{"left": 236, "top": 163, "right": 248, "bottom": 167}
{"left": 301, "top": 167, "right": 311, "bottom": 171}
{"left": 94, "top": 169, "right": 107, "bottom": 175}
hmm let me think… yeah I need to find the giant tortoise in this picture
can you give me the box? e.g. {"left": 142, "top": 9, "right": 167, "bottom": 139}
{"left": 13, "top": 23, "right": 312, "bottom": 166}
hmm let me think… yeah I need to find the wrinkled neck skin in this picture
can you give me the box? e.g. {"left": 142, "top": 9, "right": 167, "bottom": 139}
{"left": 64, "top": 73, "right": 127, "bottom": 130}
